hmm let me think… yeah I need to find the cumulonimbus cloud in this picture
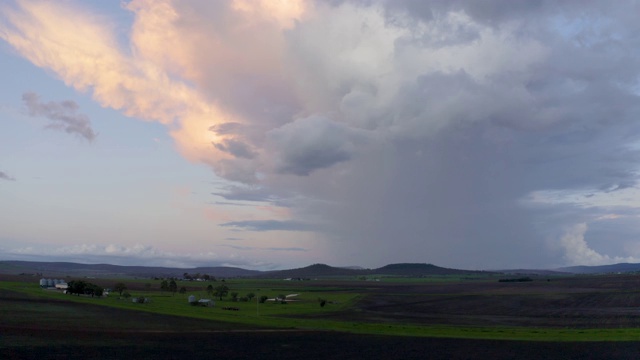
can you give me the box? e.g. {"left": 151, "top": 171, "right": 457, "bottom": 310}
{"left": 4, "top": 0, "right": 640, "bottom": 268}
{"left": 559, "top": 223, "right": 640, "bottom": 266}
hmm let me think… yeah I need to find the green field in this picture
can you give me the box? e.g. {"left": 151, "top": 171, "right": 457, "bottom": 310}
{"left": 4, "top": 273, "right": 640, "bottom": 342}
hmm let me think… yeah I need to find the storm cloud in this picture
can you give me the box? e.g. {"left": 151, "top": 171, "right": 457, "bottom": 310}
{"left": 4, "top": 0, "right": 640, "bottom": 269}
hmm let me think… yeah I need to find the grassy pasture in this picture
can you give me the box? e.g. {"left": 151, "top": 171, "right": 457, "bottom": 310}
{"left": 3, "top": 274, "right": 640, "bottom": 342}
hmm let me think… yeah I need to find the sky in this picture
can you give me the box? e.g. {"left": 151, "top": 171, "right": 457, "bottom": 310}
{"left": 2, "top": 0, "right": 640, "bottom": 271}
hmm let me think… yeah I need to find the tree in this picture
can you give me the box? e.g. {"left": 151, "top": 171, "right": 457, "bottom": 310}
{"left": 206, "top": 284, "right": 214, "bottom": 297}
{"left": 246, "top": 292, "right": 255, "bottom": 301}
{"left": 169, "top": 280, "right": 178, "bottom": 295}
{"left": 203, "top": 274, "right": 210, "bottom": 281}
{"left": 230, "top": 292, "right": 239, "bottom": 302}
{"left": 259, "top": 295, "right": 268, "bottom": 303}
{"left": 86, "top": 284, "right": 104, "bottom": 297}
{"left": 113, "top": 282, "right": 127, "bottom": 296}
{"left": 179, "top": 286, "right": 187, "bottom": 294}
{"left": 160, "top": 280, "right": 169, "bottom": 293}
{"left": 213, "top": 284, "right": 229, "bottom": 300}
{"left": 67, "top": 280, "right": 87, "bottom": 296}
{"left": 67, "top": 280, "right": 102, "bottom": 297}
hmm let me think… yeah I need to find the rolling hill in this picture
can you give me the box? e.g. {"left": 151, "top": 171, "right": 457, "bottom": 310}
{"left": 557, "top": 263, "right": 640, "bottom": 274}
{"left": 0, "top": 261, "right": 261, "bottom": 278}
{"left": 0, "top": 260, "right": 491, "bottom": 279}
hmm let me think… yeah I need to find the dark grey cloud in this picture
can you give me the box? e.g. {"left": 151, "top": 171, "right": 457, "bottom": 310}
{"left": 212, "top": 185, "right": 279, "bottom": 203}
{"left": 22, "top": 92, "right": 97, "bottom": 141}
{"left": 267, "top": 116, "right": 364, "bottom": 176}
{"left": 213, "top": 138, "right": 257, "bottom": 159}
{"left": 240, "top": 0, "right": 640, "bottom": 269}
{"left": 383, "top": 0, "right": 613, "bottom": 28}
{"left": 10, "top": 1, "right": 640, "bottom": 270}
{"left": 0, "top": 171, "right": 15, "bottom": 181}
{"left": 219, "top": 220, "right": 318, "bottom": 232}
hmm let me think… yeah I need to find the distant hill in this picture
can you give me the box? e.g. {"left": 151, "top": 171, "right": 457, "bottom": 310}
{"left": 0, "top": 260, "right": 488, "bottom": 279}
{"left": 0, "top": 261, "right": 260, "bottom": 278}
{"left": 259, "top": 264, "right": 365, "bottom": 278}
{"left": 557, "top": 263, "right": 640, "bottom": 274}
{"left": 373, "top": 263, "right": 487, "bottom": 276}
{"left": 261, "top": 262, "right": 491, "bottom": 279}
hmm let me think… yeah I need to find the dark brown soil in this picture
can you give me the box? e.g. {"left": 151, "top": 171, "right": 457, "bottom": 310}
{"left": 4, "top": 328, "right": 640, "bottom": 360}
{"left": 297, "top": 275, "right": 640, "bottom": 328}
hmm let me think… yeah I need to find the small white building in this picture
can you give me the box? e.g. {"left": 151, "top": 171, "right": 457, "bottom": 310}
{"left": 55, "top": 283, "right": 68, "bottom": 290}
{"left": 198, "top": 299, "right": 215, "bottom": 307}
{"left": 40, "top": 278, "right": 68, "bottom": 289}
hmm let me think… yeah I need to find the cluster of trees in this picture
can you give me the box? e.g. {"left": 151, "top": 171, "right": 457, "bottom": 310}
{"left": 183, "top": 273, "right": 216, "bottom": 281}
{"left": 67, "top": 280, "right": 104, "bottom": 297}
{"left": 160, "top": 280, "right": 178, "bottom": 294}
{"left": 206, "top": 284, "right": 228, "bottom": 300}
{"left": 498, "top": 277, "right": 533, "bottom": 283}
{"left": 229, "top": 291, "right": 255, "bottom": 302}
{"left": 201, "top": 284, "right": 255, "bottom": 302}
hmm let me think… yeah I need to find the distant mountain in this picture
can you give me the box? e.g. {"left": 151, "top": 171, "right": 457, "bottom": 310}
{"left": 557, "top": 263, "right": 640, "bottom": 274}
{"left": 261, "top": 262, "right": 490, "bottom": 279}
{"left": 259, "top": 263, "right": 365, "bottom": 278}
{"left": 373, "top": 263, "right": 489, "bottom": 276}
{"left": 0, "top": 260, "right": 493, "bottom": 279}
{"left": 0, "top": 261, "right": 260, "bottom": 278}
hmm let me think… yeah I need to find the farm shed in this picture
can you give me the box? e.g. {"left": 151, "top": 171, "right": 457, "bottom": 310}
{"left": 198, "top": 299, "right": 215, "bottom": 307}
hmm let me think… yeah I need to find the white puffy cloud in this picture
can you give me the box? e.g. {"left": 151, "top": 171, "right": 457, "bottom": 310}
{"left": 559, "top": 223, "right": 640, "bottom": 266}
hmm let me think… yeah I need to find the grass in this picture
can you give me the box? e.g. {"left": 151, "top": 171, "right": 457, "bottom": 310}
{"left": 4, "top": 277, "right": 640, "bottom": 341}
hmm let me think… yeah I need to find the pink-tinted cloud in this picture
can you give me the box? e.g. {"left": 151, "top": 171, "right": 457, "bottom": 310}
{"left": 0, "top": 0, "right": 263, "bottom": 181}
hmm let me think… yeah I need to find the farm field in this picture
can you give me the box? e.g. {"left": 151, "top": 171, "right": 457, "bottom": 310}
{"left": 3, "top": 273, "right": 640, "bottom": 359}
